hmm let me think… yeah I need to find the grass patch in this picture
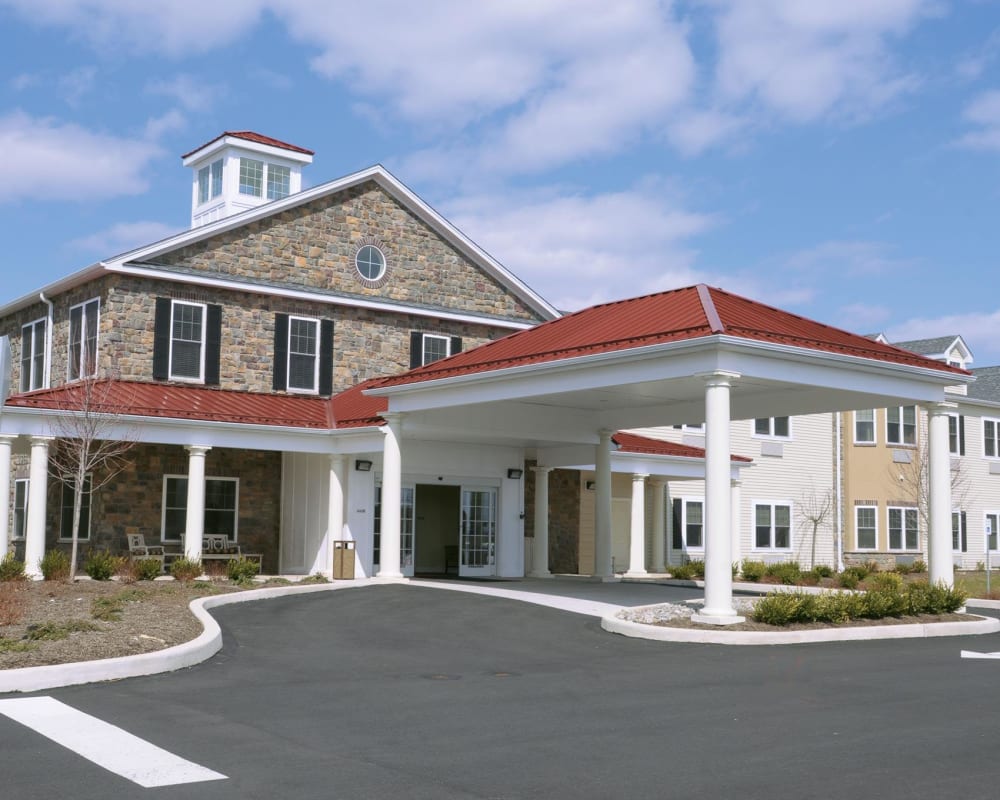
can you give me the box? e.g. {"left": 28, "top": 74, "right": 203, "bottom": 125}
{"left": 299, "top": 573, "right": 331, "bottom": 585}
{"left": 26, "top": 619, "right": 100, "bottom": 641}
{"left": 955, "top": 570, "right": 1000, "bottom": 599}
{"left": 0, "top": 637, "right": 37, "bottom": 653}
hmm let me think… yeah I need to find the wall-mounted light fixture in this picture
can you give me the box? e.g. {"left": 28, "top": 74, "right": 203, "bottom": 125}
{"left": 585, "top": 480, "right": 596, "bottom": 490}
{"left": 355, "top": 459, "right": 373, "bottom": 472}
{"left": 507, "top": 468, "right": 523, "bottom": 480}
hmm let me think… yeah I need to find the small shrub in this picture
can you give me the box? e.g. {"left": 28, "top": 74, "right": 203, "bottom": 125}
{"left": 671, "top": 563, "right": 697, "bottom": 580}
{"left": 686, "top": 560, "right": 706, "bottom": 578}
{"left": 299, "top": 573, "right": 331, "bottom": 585}
{"left": 91, "top": 596, "right": 123, "bottom": 622}
{"left": 861, "top": 587, "right": 907, "bottom": 618}
{"left": 170, "top": 558, "right": 203, "bottom": 582}
{"left": 134, "top": 558, "right": 163, "bottom": 581}
{"left": 868, "top": 572, "right": 904, "bottom": 593}
{"left": 227, "top": 557, "right": 261, "bottom": 585}
{"left": 265, "top": 577, "right": 293, "bottom": 586}
{"left": 84, "top": 550, "right": 124, "bottom": 581}
{"left": 740, "top": 560, "right": 767, "bottom": 582}
{"left": 811, "top": 565, "right": 834, "bottom": 579}
{"left": 864, "top": 560, "right": 883, "bottom": 575}
{"left": 910, "top": 559, "right": 927, "bottom": 573}
{"left": 115, "top": 559, "right": 139, "bottom": 584}
{"left": 765, "top": 561, "right": 802, "bottom": 585}
{"left": 26, "top": 619, "right": 98, "bottom": 641}
{"left": 0, "top": 637, "right": 36, "bottom": 653}
{"left": 0, "top": 553, "right": 27, "bottom": 582}
{"left": 752, "top": 592, "right": 816, "bottom": 625}
{"left": 40, "top": 549, "right": 71, "bottom": 582}
{"left": 837, "top": 571, "right": 859, "bottom": 590}
{"left": 0, "top": 583, "right": 27, "bottom": 626}
{"left": 907, "top": 581, "right": 966, "bottom": 615}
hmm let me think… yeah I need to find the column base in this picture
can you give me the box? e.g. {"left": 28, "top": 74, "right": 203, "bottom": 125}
{"left": 527, "top": 570, "right": 553, "bottom": 579}
{"left": 594, "top": 574, "right": 620, "bottom": 583}
{"left": 623, "top": 570, "right": 648, "bottom": 579}
{"left": 374, "top": 572, "right": 407, "bottom": 581}
{"left": 691, "top": 611, "right": 746, "bottom": 626}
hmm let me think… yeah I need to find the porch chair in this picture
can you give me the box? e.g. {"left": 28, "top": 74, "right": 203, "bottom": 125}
{"left": 126, "top": 533, "right": 165, "bottom": 571}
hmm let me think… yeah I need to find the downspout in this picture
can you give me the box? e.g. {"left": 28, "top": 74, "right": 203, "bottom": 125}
{"left": 835, "top": 412, "right": 844, "bottom": 572}
{"left": 39, "top": 292, "right": 54, "bottom": 389}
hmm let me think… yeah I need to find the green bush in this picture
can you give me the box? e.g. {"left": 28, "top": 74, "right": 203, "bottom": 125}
{"left": 765, "top": 561, "right": 802, "bottom": 585}
{"left": 911, "top": 559, "right": 927, "bottom": 573}
{"left": 170, "top": 558, "right": 202, "bottom": 582}
{"left": 84, "top": 550, "right": 123, "bottom": 581}
{"left": 26, "top": 619, "right": 98, "bottom": 641}
{"left": 40, "top": 549, "right": 71, "bottom": 581}
{"left": 226, "top": 557, "right": 260, "bottom": 585}
{"left": 134, "top": 558, "right": 163, "bottom": 581}
{"left": 811, "top": 565, "right": 834, "bottom": 579}
{"left": 740, "top": 560, "right": 767, "bottom": 582}
{"left": 299, "top": 573, "right": 330, "bottom": 585}
{"left": 752, "top": 592, "right": 817, "bottom": 625}
{"left": 861, "top": 588, "right": 907, "bottom": 618}
{"left": 906, "top": 581, "right": 966, "bottom": 614}
{"left": 0, "top": 553, "right": 27, "bottom": 582}
{"left": 837, "top": 571, "right": 859, "bottom": 590}
{"left": 686, "top": 560, "right": 705, "bottom": 578}
{"left": 868, "top": 572, "right": 904, "bottom": 593}
{"left": 670, "top": 563, "right": 697, "bottom": 580}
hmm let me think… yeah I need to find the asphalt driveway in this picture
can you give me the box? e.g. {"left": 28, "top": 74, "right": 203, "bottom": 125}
{"left": 3, "top": 583, "right": 1000, "bottom": 799}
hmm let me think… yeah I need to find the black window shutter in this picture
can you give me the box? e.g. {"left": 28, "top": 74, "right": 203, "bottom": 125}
{"left": 319, "top": 319, "right": 334, "bottom": 397}
{"left": 959, "top": 415, "right": 966, "bottom": 456}
{"left": 152, "top": 298, "right": 171, "bottom": 380}
{"left": 204, "top": 304, "right": 222, "bottom": 386}
{"left": 671, "top": 498, "right": 683, "bottom": 550}
{"left": 450, "top": 336, "right": 463, "bottom": 356}
{"left": 273, "top": 313, "right": 288, "bottom": 391}
{"left": 409, "top": 332, "right": 423, "bottom": 369}
{"left": 961, "top": 511, "right": 968, "bottom": 552}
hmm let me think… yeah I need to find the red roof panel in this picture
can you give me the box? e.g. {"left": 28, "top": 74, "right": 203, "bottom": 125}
{"left": 181, "top": 131, "right": 314, "bottom": 159}
{"left": 613, "top": 431, "right": 751, "bottom": 463}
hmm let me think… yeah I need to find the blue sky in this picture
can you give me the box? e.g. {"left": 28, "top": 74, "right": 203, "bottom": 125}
{"left": 2, "top": 1, "right": 999, "bottom": 362}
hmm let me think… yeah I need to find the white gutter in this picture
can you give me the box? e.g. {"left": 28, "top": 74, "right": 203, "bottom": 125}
{"left": 39, "top": 292, "right": 54, "bottom": 389}
{"left": 835, "top": 412, "right": 844, "bottom": 572}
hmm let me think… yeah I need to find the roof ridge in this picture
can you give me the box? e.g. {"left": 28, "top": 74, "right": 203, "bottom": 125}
{"left": 698, "top": 284, "right": 725, "bottom": 334}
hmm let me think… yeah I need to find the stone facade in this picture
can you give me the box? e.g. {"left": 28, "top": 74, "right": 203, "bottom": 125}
{"left": 524, "top": 463, "right": 580, "bottom": 574}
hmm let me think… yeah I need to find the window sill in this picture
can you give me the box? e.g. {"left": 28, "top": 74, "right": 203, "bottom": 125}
{"left": 852, "top": 441, "right": 876, "bottom": 447}
{"left": 167, "top": 375, "right": 205, "bottom": 384}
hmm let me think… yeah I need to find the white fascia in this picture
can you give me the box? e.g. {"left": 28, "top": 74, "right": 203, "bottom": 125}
{"left": 540, "top": 447, "right": 746, "bottom": 481}
{"left": 108, "top": 263, "right": 536, "bottom": 331}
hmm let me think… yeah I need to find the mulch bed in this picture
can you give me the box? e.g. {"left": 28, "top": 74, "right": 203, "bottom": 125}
{"left": 653, "top": 612, "right": 973, "bottom": 632}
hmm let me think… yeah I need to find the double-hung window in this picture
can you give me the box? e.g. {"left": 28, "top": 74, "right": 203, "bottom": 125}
{"left": 887, "top": 507, "right": 919, "bottom": 551}
{"left": 948, "top": 414, "right": 965, "bottom": 456}
{"left": 952, "top": 511, "right": 968, "bottom": 553}
{"left": 161, "top": 476, "right": 239, "bottom": 542}
{"left": 239, "top": 158, "right": 291, "bottom": 201}
{"left": 671, "top": 498, "right": 704, "bottom": 550}
{"left": 197, "top": 159, "right": 223, "bottom": 205}
{"left": 20, "top": 318, "right": 46, "bottom": 391}
{"left": 287, "top": 316, "right": 319, "bottom": 393}
{"left": 13, "top": 479, "right": 28, "bottom": 539}
{"left": 267, "top": 165, "right": 290, "bottom": 200}
{"left": 986, "top": 512, "right": 999, "bottom": 552}
{"left": 68, "top": 298, "right": 99, "bottom": 380}
{"left": 59, "top": 475, "right": 92, "bottom": 541}
{"left": 886, "top": 405, "right": 917, "bottom": 446}
{"left": 854, "top": 410, "right": 875, "bottom": 444}
{"left": 855, "top": 506, "right": 877, "bottom": 550}
{"left": 170, "top": 301, "right": 206, "bottom": 381}
{"left": 753, "top": 417, "right": 790, "bottom": 438}
{"left": 985, "top": 418, "right": 1000, "bottom": 459}
{"left": 409, "top": 332, "right": 463, "bottom": 368}
{"left": 754, "top": 503, "right": 792, "bottom": 549}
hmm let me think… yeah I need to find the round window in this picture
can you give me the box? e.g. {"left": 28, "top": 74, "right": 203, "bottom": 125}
{"left": 355, "top": 244, "right": 386, "bottom": 282}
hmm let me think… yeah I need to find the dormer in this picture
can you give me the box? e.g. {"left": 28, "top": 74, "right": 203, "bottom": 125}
{"left": 891, "top": 334, "right": 973, "bottom": 396}
{"left": 181, "top": 131, "right": 314, "bottom": 228}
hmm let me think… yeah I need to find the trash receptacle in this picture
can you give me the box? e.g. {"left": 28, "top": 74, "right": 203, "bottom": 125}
{"left": 333, "top": 541, "right": 355, "bottom": 579}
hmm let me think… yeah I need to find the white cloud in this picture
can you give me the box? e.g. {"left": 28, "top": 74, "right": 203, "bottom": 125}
{"left": 886, "top": 309, "right": 1000, "bottom": 365}
{"left": 784, "top": 239, "right": 913, "bottom": 276}
{"left": 444, "top": 181, "right": 718, "bottom": 311}
{"left": 954, "top": 90, "right": 1000, "bottom": 150}
{"left": 706, "top": 0, "right": 936, "bottom": 123}
{"left": 144, "top": 109, "right": 187, "bottom": 141}
{"left": 666, "top": 108, "right": 746, "bottom": 157}
{"left": 146, "top": 74, "right": 223, "bottom": 112}
{"left": 0, "top": 111, "right": 162, "bottom": 202}
{"left": 68, "top": 221, "right": 182, "bottom": 256}
{"left": 58, "top": 66, "right": 97, "bottom": 106}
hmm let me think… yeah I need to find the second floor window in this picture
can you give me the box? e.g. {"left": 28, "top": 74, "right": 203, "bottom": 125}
{"left": 985, "top": 419, "right": 1000, "bottom": 459}
{"left": 288, "top": 317, "right": 319, "bottom": 393}
{"left": 854, "top": 409, "right": 875, "bottom": 444}
{"left": 409, "top": 332, "right": 463, "bottom": 369}
{"left": 753, "top": 416, "right": 790, "bottom": 438}
{"left": 273, "top": 314, "right": 333, "bottom": 395}
{"left": 170, "top": 301, "right": 205, "bottom": 381}
{"left": 952, "top": 511, "right": 968, "bottom": 553}
{"left": 949, "top": 414, "right": 965, "bottom": 456}
{"left": 68, "top": 298, "right": 99, "bottom": 380}
{"left": 20, "top": 318, "right": 45, "bottom": 391}
{"left": 153, "top": 297, "right": 221, "bottom": 386}
{"left": 886, "top": 405, "right": 916, "bottom": 446}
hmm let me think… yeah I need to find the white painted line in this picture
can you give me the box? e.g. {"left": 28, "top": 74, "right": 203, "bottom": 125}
{"left": 0, "top": 697, "right": 227, "bottom": 788}
{"left": 961, "top": 650, "right": 1000, "bottom": 659}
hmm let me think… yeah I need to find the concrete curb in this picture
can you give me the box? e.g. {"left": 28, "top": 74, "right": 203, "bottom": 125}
{"left": 0, "top": 580, "right": 373, "bottom": 694}
{"left": 601, "top": 608, "right": 1000, "bottom": 645}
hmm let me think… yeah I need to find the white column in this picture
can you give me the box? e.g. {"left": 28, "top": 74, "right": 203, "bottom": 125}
{"left": 24, "top": 436, "right": 53, "bottom": 579}
{"left": 0, "top": 434, "right": 15, "bottom": 556}
{"left": 693, "top": 372, "right": 744, "bottom": 624}
{"left": 731, "top": 478, "right": 742, "bottom": 568}
{"left": 593, "top": 429, "right": 614, "bottom": 579}
{"left": 184, "top": 445, "right": 211, "bottom": 562}
{"left": 378, "top": 412, "right": 403, "bottom": 578}
{"left": 625, "top": 473, "right": 649, "bottom": 577}
{"left": 927, "top": 402, "right": 955, "bottom": 588}
{"left": 530, "top": 466, "right": 552, "bottom": 577}
{"left": 327, "top": 453, "right": 346, "bottom": 576}
{"left": 651, "top": 479, "right": 666, "bottom": 572}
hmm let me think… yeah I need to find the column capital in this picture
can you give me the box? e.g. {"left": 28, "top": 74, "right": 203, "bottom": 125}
{"left": 382, "top": 411, "right": 403, "bottom": 426}
{"left": 0, "top": 433, "right": 18, "bottom": 443}
{"left": 648, "top": 476, "right": 667, "bottom": 487}
{"left": 924, "top": 400, "right": 959, "bottom": 416}
{"left": 185, "top": 444, "right": 211, "bottom": 457}
{"left": 531, "top": 465, "right": 553, "bottom": 475}
{"left": 698, "top": 370, "right": 741, "bottom": 387}
{"left": 29, "top": 435, "right": 55, "bottom": 446}
{"left": 598, "top": 428, "right": 615, "bottom": 440}
{"left": 631, "top": 472, "right": 649, "bottom": 482}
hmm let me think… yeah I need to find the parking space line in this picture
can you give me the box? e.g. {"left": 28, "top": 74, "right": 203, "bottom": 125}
{"left": 0, "top": 696, "right": 227, "bottom": 788}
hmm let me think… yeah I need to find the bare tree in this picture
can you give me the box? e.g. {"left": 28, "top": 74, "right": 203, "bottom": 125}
{"left": 796, "top": 485, "right": 834, "bottom": 570}
{"left": 48, "top": 374, "right": 137, "bottom": 580}
{"left": 889, "top": 442, "right": 970, "bottom": 552}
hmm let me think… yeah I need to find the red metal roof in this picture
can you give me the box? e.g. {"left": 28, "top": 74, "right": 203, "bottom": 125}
{"left": 612, "top": 431, "right": 752, "bottom": 463}
{"left": 181, "top": 131, "right": 314, "bottom": 159}
{"left": 369, "top": 284, "right": 968, "bottom": 389}
{"left": 330, "top": 379, "right": 389, "bottom": 429}
{"left": 5, "top": 381, "right": 332, "bottom": 429}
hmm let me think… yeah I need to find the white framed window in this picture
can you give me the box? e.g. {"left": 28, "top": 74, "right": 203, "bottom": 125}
{"left": 752, "top": 417, "right": 790, "bottom": 439}
{"left": 267, "top": 164, "right": 290, "bottom": 200}
{"left": 984, "top": 418, "right": 1000, "bottom": 459}
{"left": 671, "top": 498, "right": 704, "bottom": 550}
{"left": 949, "top": 414, "right": 965, "bottom": 456}
{"left": 238, "top": 158, "right": 291, "bottom": 201}
{"left": 20, "top": 317, "right": 46, "bottom": 391}
{"left": 855, "top": 506, "right": 877, "bottom": 550}
{"left": 671, "top": 423, "right": 705, "bottom": 432}
{"left": 161, "top": 475, "right": 239, "bottom": 543}
{"left": 886, "top": 405, "right": 917, "bottom": 446}
{"left": 169, "top": 300, "right": 206, "bottom": 382}
{"left": 887, "top": 506, "right": 919, "bottom": 551}
{"left": 985, "top": 512, "right": 999, "bottom": 552}
{"left": 854, "top": 409, "right": 875, "bottom": 444}
{"left": 287, "top": 316, "right": 319, "bottom": 393}
{"left": 239, "top": 157, "right": 264, "bottom": 196}
{"left": 754, "top": 502, "right": 792, "bottom": 549}
{"left": 13, "top": 478, "right": 28, "bottom": 540}
{"left": 356, "top": 244, "right": 387, "bottom": 282}
{"left": 68, "top": 298, "right": 99, "bottom": 381}
{"left": 422, "top": 334, "right": 451, "bottom": 366}
{"left": 197, "top": 158, "right": 223, "bottom": 205}
{"left": 59, "top": 475, "right": 92, "bottom": 541}
{"left": 952, "top": 510, "right": 968, "bottom": 553}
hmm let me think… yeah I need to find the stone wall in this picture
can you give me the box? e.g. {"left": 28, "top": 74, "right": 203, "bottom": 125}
{"left": 523, "top": 463, "right": 580, "bottom": 574}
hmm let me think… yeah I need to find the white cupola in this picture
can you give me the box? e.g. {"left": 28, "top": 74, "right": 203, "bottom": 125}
{"left": 181, "top": 131, "right": 314, "bottom": 228}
